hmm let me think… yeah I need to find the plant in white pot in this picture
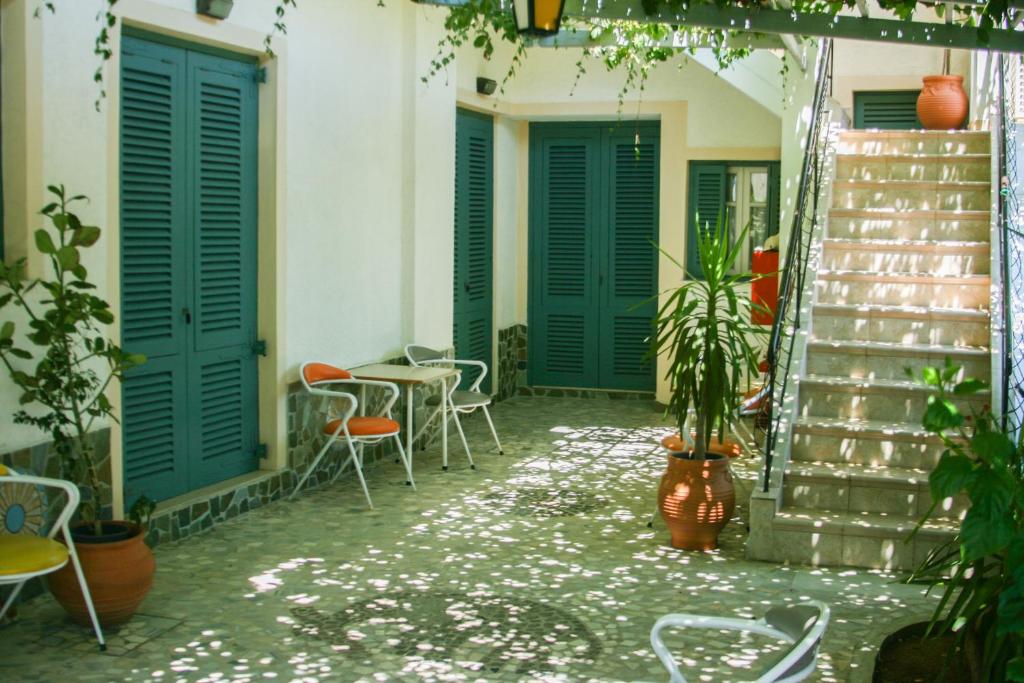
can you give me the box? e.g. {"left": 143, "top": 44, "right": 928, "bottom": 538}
{"left": 0, "top": 185, "right": 154, "bottom": 626}
{"left": 650, "top": 213, "right": 768, "bottom": 550}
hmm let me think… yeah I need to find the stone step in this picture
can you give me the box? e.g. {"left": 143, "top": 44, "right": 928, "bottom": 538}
{"left": 836, "top": 130, "right": 990, "bottom": 155}
{"left": 791, "top": 416, "right": 946, "bottom": 470}
{"left": 831, "top": 180, "right": 990, "bottom": 212}
{"left": 784, "top": 461, "right": 968, "bottom": 520}
{"left": 797, "top": 374, "right": 989, "bottom": 422}
{"left": 769, "top": 506, "right": 959, "bottom": 570}
{"left": 805, "top": 339, "right": 990, "bottom": 381}
{"left": 822, "top": 238, "right": 989, "bottom": 276}
{"left": 827, "top": 208, "right": 989, "bottom": 242}
{"left": 814, "top": 271, "right": 990, "bottom": 308}
{"left": 835, "top": 153, "right": 990, "bottom": 183}
{"left": 811, "top": 303, "right": 990, "bottom": 347}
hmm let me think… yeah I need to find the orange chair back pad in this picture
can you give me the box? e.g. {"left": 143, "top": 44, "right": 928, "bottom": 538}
{"left": 304, "top": 363, "right": 352, "bottom": 385}
{"left": 324, "top": 417, "right": 400, "bottom": 437}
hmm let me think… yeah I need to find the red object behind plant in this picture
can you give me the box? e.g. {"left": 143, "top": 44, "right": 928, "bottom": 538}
{"left": 751, "top": 249, "right": 778, "bottom": 325}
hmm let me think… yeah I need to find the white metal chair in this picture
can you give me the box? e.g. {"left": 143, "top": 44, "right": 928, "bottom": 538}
{"left": 650, "top": 600, "right": 830, "bottom": 683}
{"left": 0, "top": 464, "right": 106, "bottom": 650}
{"left": 404, "top": 345, "right": 503, "bottom": 471}
{"left": 290, "top": 362, "right": 414, "bottom": 508}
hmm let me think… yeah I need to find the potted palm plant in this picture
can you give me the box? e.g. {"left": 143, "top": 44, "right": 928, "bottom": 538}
{"left": 650, "top": 213, "right": 768, "bottom": 550}
{"left": 0, "top": 185, "right": 154, "bottom": 626}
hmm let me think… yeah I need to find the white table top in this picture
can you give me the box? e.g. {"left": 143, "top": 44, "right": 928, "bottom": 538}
{"left": 350, "top": 363, "right": 458, "bottom": 385}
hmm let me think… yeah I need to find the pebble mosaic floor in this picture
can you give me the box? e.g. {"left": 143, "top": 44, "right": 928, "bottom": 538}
{"left": 0, "top": 397, "right": 943, "bottom": 682}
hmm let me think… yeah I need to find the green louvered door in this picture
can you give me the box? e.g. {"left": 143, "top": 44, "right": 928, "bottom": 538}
{"left": 453, "top": 109, "right": 493, "bottom": 393}
{"left": 599, "top": 130, "right": 659, "bottom": 390}
{"left": 529, "top": 122, "right": 659, "bottom": 391}
{"left": 120, "top": 34, "right": 259, "bottom": 503}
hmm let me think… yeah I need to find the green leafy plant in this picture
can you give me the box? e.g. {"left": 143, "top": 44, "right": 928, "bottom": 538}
{"left": 650, "top": 213, "right": 767, "bottom": 459}
{"left": 0, "top": 186, "right": 145, "bottom": 535}
{"left": 907, "top": 358, "right": 1024, "bottom": 682}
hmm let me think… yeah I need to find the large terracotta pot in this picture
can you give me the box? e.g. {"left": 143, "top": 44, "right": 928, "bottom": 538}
{"left": 48, "top": 521, "right": 155, "bottom": 627}
{"left": 657, "top": 436, "right": 736, "bottom": 551}
{"left": 916, "top": 75, "right": 968, "bottom": 130}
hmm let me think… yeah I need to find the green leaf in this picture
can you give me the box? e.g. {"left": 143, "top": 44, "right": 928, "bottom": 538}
{"left": 34, "top": 229, "right": 56, "bottom": 254}
{"left": 0, "top": 321, "right": 13, "bottom": 340}
{"left": 8, "top": 348, "right": 32, "bottom": 360}
{"left": 923, "top": 397, "right": 963, "bottom": 432}
{"left": 921, "top": 366, "right": 941, "bottom": 387}
{"left": 998, "top": 572, "right": 1024, "bottom": 636}
{"left": 968, "top": 468, "right": 1015, "bottom": 519}
{"left": 929, "top": 452, "right": 974, "bottom": 500}
{"left": 953, "top": 378, "right": 988, "bottom": 395}
{"left": 970, "top": 430, "right": 1015, "bottom": 467}
{"left": 72, "top": 225, "right": 101, "bottom": 247}
{"left": 1008, "top": 658, "right": 1024, "bottom": 682}
{"left": 56, "top": 246, "right": 79, "bottom": 271}
{"left": 92, "top": 309, "right": 114, "bottom": 324}
{"left": 961, "top": 508, "right": 1015, "bottom": 561}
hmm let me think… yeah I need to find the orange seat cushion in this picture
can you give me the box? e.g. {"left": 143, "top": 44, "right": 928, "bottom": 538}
{"left": 304, "top": 363, "right": 352, "bottom": 385}
{"left": 0, "top": 535, "right": 69, "bottom": 576}
{"left": 324, "top": 417, "right": 400, "bottom": 437}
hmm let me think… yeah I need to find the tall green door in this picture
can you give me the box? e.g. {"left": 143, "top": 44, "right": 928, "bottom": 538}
{"left": 120, "top": 33, "right": 259, "bottom": 503}
{"left": 453, "top": 109, "right": 493, "bottom": 393}
{"left": 529, "top": 122, "right": 659, "bottom": 391}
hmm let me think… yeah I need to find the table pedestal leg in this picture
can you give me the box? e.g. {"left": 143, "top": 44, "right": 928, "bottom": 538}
{"left": 405, "top": 385, "right": 414, "bottom": 484}
{"left": 442, "top": 380, "right": 449, "bottom": 471}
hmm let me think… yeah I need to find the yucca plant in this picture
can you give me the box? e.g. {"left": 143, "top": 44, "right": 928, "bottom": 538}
{"left": 907, "top": 359, "right": 1024, "bottom": 682}
{"left": 650, "top": 212, "right": 769, "bottom": 459}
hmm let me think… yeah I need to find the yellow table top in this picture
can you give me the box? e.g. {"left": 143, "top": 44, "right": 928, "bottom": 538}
{"left": 350, "top": 363, "right": 458, "bottom": 385}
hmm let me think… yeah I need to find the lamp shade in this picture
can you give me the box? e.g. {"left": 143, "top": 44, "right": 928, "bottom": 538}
{"left": 512, "top": 0, "right": 566, "bottom": 36}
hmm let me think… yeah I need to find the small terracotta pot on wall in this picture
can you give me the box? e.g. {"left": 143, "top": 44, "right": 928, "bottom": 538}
{"left": 48, "top": 521, "right": 155, "bottom": 627}
{"left": 916, "top": 75, "right": 968, "bottom": 130}
{"left": 657, "top": 435, "right": 736, "bottom": 551}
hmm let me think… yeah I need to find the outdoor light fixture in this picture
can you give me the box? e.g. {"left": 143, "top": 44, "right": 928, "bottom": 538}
{"left": 476, "top": 77, "right": 498, "bottom": 96}
{"left": 197, "top": 0, "right": 233, "bottom": 20}
{"left": 512, "top": 0, "right": 566, "bottom": 37}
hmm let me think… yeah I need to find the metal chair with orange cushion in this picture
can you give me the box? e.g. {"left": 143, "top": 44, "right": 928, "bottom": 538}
{"left": 0, "top": 465, "right": 106, "bottom": 649}
{"left": 289, "top": 362, "right": 414, "bottom": 508}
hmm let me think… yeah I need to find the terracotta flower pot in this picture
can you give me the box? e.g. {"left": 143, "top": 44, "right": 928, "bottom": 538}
{"left": 916, "top": 75, "right": 968, "bottom": 130}
{"left": 657, "top": 436, "right": 736, "bottom": 550}
{"left": 48, "top": 521, "right": 155, "bottom": 627}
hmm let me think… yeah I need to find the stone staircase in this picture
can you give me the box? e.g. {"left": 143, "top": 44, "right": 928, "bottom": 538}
{"left": 765, "top": 129, "right": 993, "bottom": 571}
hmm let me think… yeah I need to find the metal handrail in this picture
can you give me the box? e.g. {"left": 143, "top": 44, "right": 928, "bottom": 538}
{"left": 998, "top": 52, "right": 1023, "bottom": 435}
{"left": 760, "top": 38, "right": 834, "bottom": 492}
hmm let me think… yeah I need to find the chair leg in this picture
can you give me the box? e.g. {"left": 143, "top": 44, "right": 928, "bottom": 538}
{"left": 482, "top": 405, "right": 504, "bottom": 455}
{"left": 290, "top": 438, "right": 335, "bottom": 500}
{"left": 348, "top": 440, "right": 373, "bottom": 509}
{"left": 395, "top": 435, "right": 415, "bottom": 489}
{"left": 0, "top": 580, "right": 26, "bottom": 622}
{"left": 450, "top": 402, "right": 475, "bottom": 470}
{"left": 65, "top": 545, "right": 106, "bottom": 651}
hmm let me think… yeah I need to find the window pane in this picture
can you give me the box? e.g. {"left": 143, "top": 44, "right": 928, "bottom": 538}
{"left": 750, "top": 171, "right": 768, "bottom": 204}
{"left": 749, "top": 206, "right": 769, "bottom": 251}
{"left": 727, "top": 173, "right": 738, "bottom": 204}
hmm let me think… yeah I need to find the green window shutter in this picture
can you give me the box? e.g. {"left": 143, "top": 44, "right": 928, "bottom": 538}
{"left": 529, "top": 126, "right": 601, "bottom": 388}
{"left": 854, "top": 91, "right": 922, "bottom": 130}
{"left": 687, "top": 162, "right": 727, "bottom": 280}
{"left": 453, "top": 109, "right": 494, "bottom": 393}
{"left": 119, "top": 36, "right": 191, "bottom": 501}
{"left": 186, "top": 50, "right": 259, "bottom": 489}
{"left": 600, "top": 128, "right": 659, "bottom": 390}
{"left": 767, "top": 161, "right": 781, "bottom": 238}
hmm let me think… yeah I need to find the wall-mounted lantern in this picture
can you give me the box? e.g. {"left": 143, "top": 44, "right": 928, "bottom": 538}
{"left": 197, "top": 0, "right": 234, "bottom": 20}
{"left": 512, "top": 0, "right": 566, "bottom": 37}
{"left": 476, "top": 77, "right": 498, "bottom": 96}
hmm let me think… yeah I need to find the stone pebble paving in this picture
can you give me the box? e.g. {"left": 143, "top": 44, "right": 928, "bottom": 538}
{"left": 0, "top": 397, "right": 941, "bottom": 682}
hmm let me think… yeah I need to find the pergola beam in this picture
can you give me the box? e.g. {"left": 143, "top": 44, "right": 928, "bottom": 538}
{"left": 417, "top": 0, "right": 1024, "bottom": 53}
{"left": 528, "top": 29, "right": 785, "bottom": 50}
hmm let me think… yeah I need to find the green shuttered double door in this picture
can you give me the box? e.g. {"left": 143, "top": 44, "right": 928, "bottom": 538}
{"left": 453, "top": 109, "right": 493, "bottom": 394}
{"left": 120, "top": 34, "right": 259, "bottom": 503}
{"left": 529, "top": 122, "right": 660, "bottom": 391}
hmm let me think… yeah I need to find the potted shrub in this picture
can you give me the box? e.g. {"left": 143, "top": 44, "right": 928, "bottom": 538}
{"left": 649, "top": 214, "right": 768, "bottom": 550}
{"left": 0, "top": 185, "right": 154, "bottom": 627}
{"left": 916, "top": 48, "right": 968, "bottom": 130}
{"left": 902, "top": 359, "right": 1023, "bottom": 682}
